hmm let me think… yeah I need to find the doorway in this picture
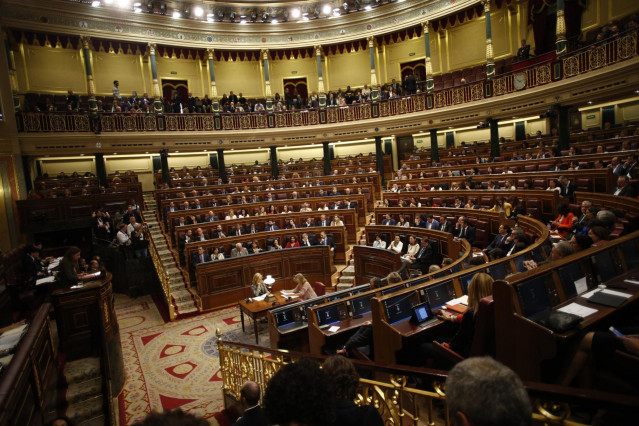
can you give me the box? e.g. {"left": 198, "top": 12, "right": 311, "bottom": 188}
{"left": 283, "top": 77, "right": 308, "bottom": 106}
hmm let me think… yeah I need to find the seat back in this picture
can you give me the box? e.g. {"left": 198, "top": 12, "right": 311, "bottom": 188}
{"left": 469, "top": 296, "right": 495, "bottom": 357}
{"left": 313, "top": 281, "right": 326, "bottom": 296}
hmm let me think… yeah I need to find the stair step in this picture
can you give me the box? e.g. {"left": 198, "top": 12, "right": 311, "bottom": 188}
{"left": 176, "top": 306, "right": 199, "bottom": 315}
{"left": 349, "top": 258, "right": 355, "bottom": 265}
{"left": 342, "top": 265, "right": 355, "bottom": 276}
{"left": 66, "top": 377, "right": 103, "bottom": 404}
{"left": 339, "top": 276, "right": 355, "bottom": 284}
{"left": 66, "top": 395, "right": 104, "bottom": 424}
{"left": 64, "top": 357, "right": 101, "bottom": 385}
{"left": 336, "top": 283, "right": 354, "bottom": 291}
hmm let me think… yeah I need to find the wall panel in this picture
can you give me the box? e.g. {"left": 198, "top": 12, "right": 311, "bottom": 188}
{"left": 332, "top": 140, "right": 375, "bottom": 157}
{"left": 166, "top": 153, "right": 209, "bottom": 169}
{"left": 156, "top": 56, "right": 205, "bottom": 96}
{"left": 21, "top": 45, "right": 85, "bottom": 93}
{"left": 93, "top": 52, "right": 145, "bottom": 97}
{"left": 39, "top": 157, "right": 95, "bottom": 175}
{"left": 270, "top": 57, "right": 319, "bottom": 95}
{"left": 224, "top": 149, "right": 270, "bottom": 165}
{"left": 326, "top": 50, "right": 369, "bottom": 91}
{"left": 447, "top": 18, "right": 486, "bottom": 70}
{"left": 277, "top": 145, "right": 324, "bottom": 161}
{"left": 214, "top": 60, "right": 263, "bottom": 98}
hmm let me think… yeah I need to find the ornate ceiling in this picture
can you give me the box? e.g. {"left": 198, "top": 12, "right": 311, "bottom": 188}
{"left": 0, "top": 0, "right": 480, "bottom": 49}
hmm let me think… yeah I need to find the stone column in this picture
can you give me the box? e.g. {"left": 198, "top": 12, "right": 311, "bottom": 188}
{"left": 555, "top": 0, "right": 567, "bottom": 56}
{"left": 217, "top": 149, "right": 227, "bottom": 184}
{"left": 95, "top": 153, "right": 107, "bottom": 187}
{"left": 2, "top": 30, "right": 20, "bottom": 112}
{"left": 80, "top": 36, "right": 100, "bottom": 133}
{"left": 269, "top": 146, "right": 279, "bottom": 179}
{"left": 483, "top": 0, "right": 496, "bottom": 79}
{"left": 422, "top": 22, "right": 434, "bottom": 93}
{"left": 315, "top": 45, "right": 326, "bottom": 108}
{"left": 368, "top": 37, "right": 378, "bottom": 87}
{"left": 489, "top": 118, "right": 500, "bottom": 158}
{"left": 322, "top": 142, "right": 331, "bottom": 176}
{"left": 207, "top": 48, "right": 219, "bottom": 112}
{"left": 148, "top": 43, "right": 164, "bottom": 113}
{"left": 160, "top": 149, "right": 171, "bottom": 187}
{"left": 557, "top": 105, "right": 570, "bottom": 151}
{"left": 429, "top": 129, "right": 439, "bottom": 164}
{"left": 375, "top": 136, "right": 385, "bottom": 189}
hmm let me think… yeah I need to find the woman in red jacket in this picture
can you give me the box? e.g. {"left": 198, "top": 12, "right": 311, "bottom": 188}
{"left": 551, "top": 203, "right": 575, "bottom": 237}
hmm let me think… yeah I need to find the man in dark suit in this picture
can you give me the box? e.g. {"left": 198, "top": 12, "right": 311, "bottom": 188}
{"left": 439, "top": 217, "right": 455, "bottom": 234}
{"left": 248, "top": 223, "right": 260, "bottom": 234}
{"left": 454, "top": 217, "right": 476, "bottom": 244}
{"left": 300, "top": 233, "right": 313, "bottom": 247}
{"left": 318, "top": 214, "right": 330, "bottom": 227}
{"left": 403, "top": 71, "right": 417, "bottom": 95}
{"left": 164, "top": 201, "right": 177, "bottom": 216}
{"left": 558, "top": 175, "right": 574, "bottom": 201}
{"left": 192, "top": 246, "right": 211, "bottom": 265}
{"left": 231, "top": 223, "right": 246, "bottom": 236}
{"left": 232, "top": 381, "right": 267, "bottom": 426}
{"left": 214, "top": 225, "right": 227, "bottom": 239}
{"left": 382, "top": 214, "right": 396, "bottom": 226}
{"left": 205, "top": 211, "right": 219, "bottom": 222}
{"left": 425, "top": 215, "right": 440, "bottom": 230}
{"left": 301, "top": 217, "right": 315, "bottom": 228}
{"left": 24, "top": 246, "right": 47, "bottom": 281}
{"left": 612, "top": 175, "right": 636, "bottom": 197}
{"left": 483, "top": 224, "right": 512, "bottom": 253}
{"left": 264, "top": 220, "right": 279, "bottom": 231}
{"left": 414, "top": 239, "right": 434, "bottom": 274}
{"left": 316, "top": 231, "right": 335, "bottom": 254}
{"left": 517, "top": 38, "right": 531, "bottom": 60}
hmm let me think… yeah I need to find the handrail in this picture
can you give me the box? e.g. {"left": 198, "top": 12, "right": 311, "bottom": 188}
{"left": 215, "top": 333, "right": 639, "bottom": 425}
{"left": 141, "top": 210, "right": 177, "bottom": 320}
{"left": 16, "top": 30, "right": 637, "bottom": 134}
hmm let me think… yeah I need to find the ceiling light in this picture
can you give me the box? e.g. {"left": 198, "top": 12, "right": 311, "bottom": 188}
{"left": 240, "top": 18, "right": 247, "bottom": 24}
{"left": 271, "top": 18, "right": 279, "bottom": 24}
{"left": 116, "top": 0, "right": 130, "bottom": 8}
{"left": 291, "top": 8, "right": 301, "bottom": 19}
{"left": 91, "top": 1, "right": 101, "bottom": 7}
{"left": 322, "top": 4, "right": 332, "bottom": 15}
{"left": 365, "top": 5, "right": 372, "bottom": 10}
{"left": 587, "top": 100, "right": 593, "bottom": 105}
{"left": 104, "top": 0, "right": 113, "bottom": 4}
{"left": 172, "top": 10, "right": 181, "bottom": 18}
{"left": 134, "top": 7, "right": 142, "bottom": 13}
{"left": 193, "top": 6, "right": 204, "bottom": 17}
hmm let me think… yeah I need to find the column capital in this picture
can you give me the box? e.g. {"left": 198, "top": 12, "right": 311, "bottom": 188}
{"left": 367, "top": 36, "right": 375, "bottom": 47}
{"left": 79, "top": 35, "right": 91, "bottom": 48}
{"left": 148, "top": 42, "right": 157, "bottom": 55}
{"left": 482, "top": 0, "right": 491, "bottom": 12}
{"left": 207, "top": 48, "right": 215, "bottom": 59}
{"left": 314, "top": 45, "right": 322, "bottom": 56}
{"left": 422, "top": 21, "right": 430, "bottom": 32}
{"left": 261, "top": 49, "right": 269, "bottom": 60}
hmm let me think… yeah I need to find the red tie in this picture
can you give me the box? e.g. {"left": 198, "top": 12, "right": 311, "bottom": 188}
{"left": 200, "top": 255, "right": 204, "bottom": 262}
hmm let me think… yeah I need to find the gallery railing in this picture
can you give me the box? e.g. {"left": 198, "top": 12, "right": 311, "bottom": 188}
{"left": 17, "top": 30, "right": 638, "bottom": 134}
{"left": 216, "top": 333, "right": 639, "bottom": 426}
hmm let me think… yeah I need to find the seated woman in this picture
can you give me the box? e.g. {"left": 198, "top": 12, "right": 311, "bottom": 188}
{"left": 269, "top": 238, "right": 284, "bottom": 250}
{"left": 486, "top": 196, "right": 512, "bottom": 216}
{"left": 211, "top": 246, "right": 225, "bottom": 260}
{"left": 551, "top": 203, "right": 576, "bottom": 237}
{"left": 330, "top": 214, "right": 344, "bottom": 227}
{"left": 251, "top": 273, "right": 268, "bottom": 297}
{"left": 286, "top": 218, "right": 298, "bottom": 229}
{"left": 389, "top": 235, "right": 403, "bottom": 254}
{"left": 285, "top": 273, "right": 317, "bottom": 300}
{"left": 323, "top": 356, "right": 384, "bottom": 426}
{"left": 547, "top": 179, "right": 561, "bottom": 193}
{"left": 58, "top": 246, "right": 93, "bottom": 288}
{"left": 285, "top": 236, "right": 301, "bottom": 248}
{"left": 420, "top": 272, "right": 494, "bottom": 369}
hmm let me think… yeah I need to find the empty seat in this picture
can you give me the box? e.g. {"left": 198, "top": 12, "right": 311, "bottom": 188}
{"left": 313, "top": 282, "right": 326, "bottom": 296}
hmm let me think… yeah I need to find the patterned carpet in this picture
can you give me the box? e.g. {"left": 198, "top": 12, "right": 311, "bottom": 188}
{"left": 115, "top": 293, "right": 269, "bottom": 425}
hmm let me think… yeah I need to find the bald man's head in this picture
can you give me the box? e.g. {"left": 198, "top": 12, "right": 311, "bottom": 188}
{"left": 241, "top": 381, "right": 261, "bottom": 407}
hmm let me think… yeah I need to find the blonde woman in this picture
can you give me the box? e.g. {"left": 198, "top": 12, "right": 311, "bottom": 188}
{"left": 330, "top": 214, "right": 344, "bottom": 226}
{"left": 284, "top": 273, "right": 317, "bottom": 301}
{"left": 486, "top": 197, "right": 512, "bottom": 216}
{"left": 257, "top": 206, "right": 267, "bottom": 216}
{"left": 251, "top": 273, "right": 268, "bottom": 297}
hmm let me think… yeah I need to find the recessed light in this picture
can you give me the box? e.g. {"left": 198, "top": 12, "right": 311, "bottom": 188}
{"left": 271, "top": 19, "right": 279, "bottom": 24}
{"left": 587, "top": 100, "right": 593, "bottom": 105}
{"left": 91, "top": 1, "right": 101, "bottom": 7}
{"left": 113, "top": 152, "right": 117, "bottom": 155}
{"left": 203, "top": 149, "right": 207, "bottom": 152}
{"left": 365, "top": 5, "right": 372, "bottom": 10}
{"left": 116, "top": 0, "right": 130, "bottom": 8}
{"left": 322, "top": 4, "right": 332, "bottom": 15}
{"left": 172, "top": 10, "right": 181, "bottom": 18}
{"left": 175, "top": 150, "right": 179, "bottom": 153}
{"left": 80, "top": 153, "right": 85, "bottom": 156}
{"left": 291, "top": 8, "right": 301, "bottom": 19}
{"left": 193, "top": 6, "right": 204, "bottom": 17}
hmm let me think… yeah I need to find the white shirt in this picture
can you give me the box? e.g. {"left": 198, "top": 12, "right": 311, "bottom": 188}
{"left": 405, "top": 243, "right": 419, "bottom": 257}
{"left": 373, "top": 240, "right": 387, "bottom": 249}
{"left": 389, "top": 241, "right": 403, "bottom": 253}
{"left": 117, "top": 230, "right": 130, "bottom": 245}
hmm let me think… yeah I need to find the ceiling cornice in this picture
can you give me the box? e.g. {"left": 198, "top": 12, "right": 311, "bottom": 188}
{"left": 0, "top": 0, "right": 480, "bottom": 50}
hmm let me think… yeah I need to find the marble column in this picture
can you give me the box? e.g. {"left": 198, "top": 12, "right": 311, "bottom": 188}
{"left": 483, "top": 0, "right": 496, "bottom": 79}
{"left": 148, "top": 43, "right": 164, "bottom": 113}
{"left": 217, "top": 149, "right": 227, "bottom": 184}
{"left": 315, "top": 45, "right": 326, "bottom": 108}
{"left": 375, "top": 136, "right": 385, "bottom": 189}
{"left": 322, "top": 142, "right": 331, "bottom": 176}
{"left": 207, "top": 48, "right": 219, "bottom": 112}
{"left": 489, "top": 118, "right": 500, "bottom": 158}
{"left": 261, "top": 49, "right": 273, "bottom": 112}
{"left": 269, "top": 146, "right": 279, "bottom": 179}
{"left": 80, "top": 36, "right": 100, "bottom": 133}
{"left": 2, "top": 30, "right": 20, "bottom": 112}
{"left": 422, "top": 22, "right": 434, "bottom": 93}
{"left": 429, "top": 129, "right": 439, "bottom": 164}
{"left": 556, "top": 0, "right": 567, "bottom": 56}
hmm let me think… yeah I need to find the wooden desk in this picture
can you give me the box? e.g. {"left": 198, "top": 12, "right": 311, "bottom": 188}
{"left": 239, "top": 292, "right": 296, "bottom": 344}
{"left": 196, "top": 246, "right": 334, "bottom": 311}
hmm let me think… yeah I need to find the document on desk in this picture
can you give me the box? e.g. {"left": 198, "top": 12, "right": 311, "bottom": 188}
{"left": 447, "top": 295, "right": 469, "bottom": 306}
{"left": 36, "top": 276, "right": 56, "bottom": 286}
{"left": 328, "top": 326, "right": 340, "bottom": 333}
{"left": 624, "top": 279, "right": 639, "bottom": 286}
{"left": 252, "top": 294, "right": 268, "bottom": 301}
{"left": 558, "top": 303, "right": 597, "bottom": 318}
{"left": 47, "top": 257, "right": 62, "bottom": 270}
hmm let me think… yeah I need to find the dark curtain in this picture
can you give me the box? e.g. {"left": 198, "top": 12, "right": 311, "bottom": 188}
{"left": 530, "top": 0, "right": 584, "bottom": 54}
{"left": 283, "top": 78, "right": 308, "bottom": 100}
{"left": 161, "top": 79, "right": 188, "bottom": 104}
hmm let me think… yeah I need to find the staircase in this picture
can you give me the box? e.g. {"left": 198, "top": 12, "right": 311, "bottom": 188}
{"left": 142, "top": 192, "right": 200, "bottom": 319}
{"left": 336, "top": 226, "right": 369, "bottom": 290}
{"left": 61, "top": 357, "right": 105, "bottom": 426}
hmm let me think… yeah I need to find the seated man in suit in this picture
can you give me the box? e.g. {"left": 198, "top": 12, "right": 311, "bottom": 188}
{"left": 382, "top": 214, "right": 396, "bottom": 226}
{"left": 517, "top": 38, "right": 531, "bottom": 60}
{"left": 179, "top": 229, "right": 194, "bottom": 251}
{"left": 194, "top": 227, "right": 208, "bottom": 241}
{"left": 612, "top": 175, "right": 636, "bottom": 197}
{"left": 264, "top": 219, "right": 279, "bottom": 231}
{"left": 231, "top": 242, "right": 249, "bottom": 258}
{"left": 483, "top": 224, "right": 512, "bottom": 254}
{"left": 165, "top": 201, "right": 177, "bottom": 216}
{"left": 300, "top": 233, "right": 314, "bottom": 247}
{"left": 204, "top": 210, "right": 218, "bottom": 222}
{"left": 439, "top": 217, "right": 455, "bottom": 233}
{"left": 558, "top": 175, "right": 574, "bottom": 201}
{"left": 231, "top": 223, "right": 246, "bottom": 236}
{"left": 454, "top": 217, "right": 476, "bottom": 244}
{"left": 24, "top": 245, "right": 47, "bottom": 281}
{"left": 318, "top": 214, "right": 330, "bottom": 227}
{"left": 316, "top": 231, "right": 335, "bottom": 254}
{"left": 214, "top": 224, "right": 227, "bottom": 238}
{"left": 425, "top": 214, "right": 440, "bottom": 230}
{"left": 192, "top": 246, "right": 211, "bottom": 265}
{"left": 301, "top": 217, "right": 315, "bottom": 228}
{"left": 413, "top": 239, "right": 435, "bottom": 274}
{"left": 247, "top": 223, "right": 260, "bottom": 234}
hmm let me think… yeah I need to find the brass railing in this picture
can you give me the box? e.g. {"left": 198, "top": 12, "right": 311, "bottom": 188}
{"left": 216, "top": 332, "right": 639, "bottom": 425}
{"left": 142, "top": 210, "right": 177, "bottom": 320}
{"left": 16, "top": 30, "right": 638, "bottom": 134}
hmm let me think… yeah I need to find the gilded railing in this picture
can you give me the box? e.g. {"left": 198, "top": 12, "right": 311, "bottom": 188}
{"left": 142, "top": 211, "right": 177, "bottom": 320}
{"left": 216, "top": 333, "right": 639, "bottom": 426}
{"left": 16, "top": 30, "right": 638, "bottom": 134}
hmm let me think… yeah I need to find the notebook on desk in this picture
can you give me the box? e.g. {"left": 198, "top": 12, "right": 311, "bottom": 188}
{"left": 411, "top": 302, "right": 437, "bottom": 327}
{"left": 588, "top": 290, "right": 630, "bottom": 308}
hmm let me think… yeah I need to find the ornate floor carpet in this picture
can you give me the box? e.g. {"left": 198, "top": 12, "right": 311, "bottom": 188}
{"left": 115, "top": 294, "right": 269, "bottom": 425}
